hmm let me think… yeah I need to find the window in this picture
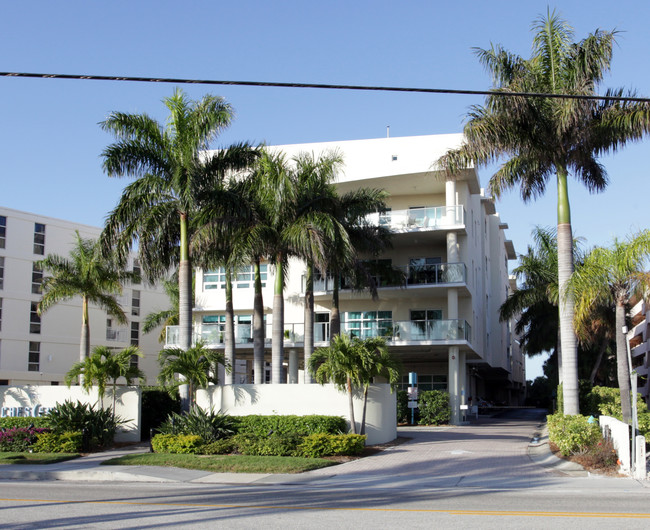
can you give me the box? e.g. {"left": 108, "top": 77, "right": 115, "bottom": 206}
{"left": 131, "top": 290, "right": 140, "bottom": 316}
{"left": 30, "top": 302, "right": 41, "bottom": 334}
{"left": 201, "top": 314, "right": 254, "bottom": 343}
{"left": 399, "top": 374, "right": 447, "bottom": 391}
{"left": 0, "top": 215, "right": 6, "bottom": 248}
{"left": 203, "top": 264, "right": 267, "bottom": 290}
{"left": 28, "top": 342, "right": 40, "bottom": 371}
{"left": 410, "top": 309, "right": 443, "bottom": 340}
{"left": 33, "top": 223, "right": 45, "bottom": 255}
{"left": 378, "top": 207, "right": 392, "bottom": 227}
{"left": 32, "top": 263, "right": 43, "bottom": 294}
{"left": 408, "top": 257, "right": 442, "bottom": 284}
{"left": 130, "top": 353, "right": 139, "bottom": 369}
{"left": 132, "top": 259, "right": 141, "bottom": 284}
{"left": 130, "top": 321, "right": 139, "bottom": 346}
{"left": 314, "top": 312, "right": 330, "bottom": 342}
{"left": 343, "top": 311, "right": 392, "bottom": 339}
{"left": 0, "top": 256, "right": 4, "bottom": 289}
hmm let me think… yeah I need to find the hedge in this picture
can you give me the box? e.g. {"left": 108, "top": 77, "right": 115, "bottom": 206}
{"left": 417, "top": 390, "right": 451, "bottom": 425}
{"left": 297, "top": 433, "right": 366, "bottom": 458}
{"left": 0, "top": 417, "right": 50, "bottom": 430}
{"left": 32, "top": 431, "right": 83, "bottom": 453}
{"left": 151, "top": 433, "right": 204, "bottom": 454}
{"left": 546, "top": 413, "right": 601, "bottom": 456}
{"left": 233, "top": 415, "right": 347, "bottom": 437}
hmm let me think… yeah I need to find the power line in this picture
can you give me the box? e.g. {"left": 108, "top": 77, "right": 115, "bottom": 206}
{"left": 2, "top": 71, "right": 649, "bottom": 103}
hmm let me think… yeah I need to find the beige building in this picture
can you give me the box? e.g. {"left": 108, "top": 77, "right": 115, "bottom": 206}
{"left": 0, "top": 207, "right": 168, "bottom": 385}
{"left": 166, "top": 134, "right": 526, "bottom": 422}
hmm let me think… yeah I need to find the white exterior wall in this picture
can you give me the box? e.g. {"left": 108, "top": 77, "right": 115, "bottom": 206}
{"left": 0, "top": 207, "right": 168, "bottom": 386}
{"left": 196, "top": 383, "right": 396, "bottom": 445}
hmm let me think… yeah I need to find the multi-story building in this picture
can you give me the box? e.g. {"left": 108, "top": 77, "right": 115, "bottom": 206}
{"left": 166, "top": 134, "right": 525, "bottom": 423}
{"left": 629, "top": 298, "right": 650, "bottom": 405}
{"left": 0, "top": 207, "right": 168, "bottom": 386}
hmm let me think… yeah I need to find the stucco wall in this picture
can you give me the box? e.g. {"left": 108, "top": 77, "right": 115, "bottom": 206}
{"left": 0, "top": 385, "right": 141, "bottom": 442}
{"left": 196, "top": 383, "right": 397, "bottom": 445}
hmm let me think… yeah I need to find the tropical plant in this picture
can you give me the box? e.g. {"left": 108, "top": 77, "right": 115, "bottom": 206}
{"left": 157, "top": 407, "right": 236, "bottom": 442}
{"left": 158, "top": 341, "right": 228, "bottom": 406}
{"left": 65, "top": 345, "right": 145, "bottom": 414}
{"left": 439, "top": 10, "right": 650, "bottom": 414}
{"left": 46, "top": 400, "right": 124, "bottom": 449}
{"left": 570, "top": 230, "right": 650, "bottom": 421}
{"left": 37, "top": 231, "right": 133, "bottom": 364}
{"left": 100, "top": 89, "right": 258, "bottom": 409}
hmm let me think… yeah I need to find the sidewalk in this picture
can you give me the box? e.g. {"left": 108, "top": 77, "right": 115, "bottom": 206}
{"left": 1, "top": 414, "right": 648, "bottom": 490}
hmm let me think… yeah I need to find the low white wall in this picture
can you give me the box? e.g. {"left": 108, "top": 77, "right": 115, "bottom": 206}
{"left": 600, "top": 415, "right": 630, "bottom": 473}
{"left": 0, "top": 385, "right": 141, "bottom": 443}
{"left": 196, "top": 383, "right": 397, "bottom": 445}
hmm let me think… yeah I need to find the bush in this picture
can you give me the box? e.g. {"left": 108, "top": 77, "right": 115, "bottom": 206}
{"left": 200, "top": 438, "right": 237, "bottom": 455}
{"left": 396, "top": 391, "right": 409, "bottom": 424}
{"left": 141, "top": 388, "right": 180, "bottom": 440}
{"left": 547, "top": 413, "right": 601, "bottom": 456}
{"left": 46, "top": 400, "right": 124, "bottom": 450}
{"left": 585, "top": 386, "right": 650, "bottom": 442}
{"left": 297, "top": 433, "right": 366, "bottom": 458}
{"left": 151, "top": 433, "right": 204, "bottom": 454}
{"left": 0, "top": 417, "right": 50, "bottom": 430}
{"left": 32, "top": 431, "right": 83, "bottom": 453}
{"left": 418, "top": 390, "right": 451, "bottom": 425}
{"left": 233, "top": 432, "right": 302, "bottom": 456}
{"left": 234, "top": 415, "right": 347, "bottom": 437}
{"left": 0, "top": 427, "right": 50, "bottom": 452}
{"left": 157, "top": 407, "right": 236, "bottom": 442}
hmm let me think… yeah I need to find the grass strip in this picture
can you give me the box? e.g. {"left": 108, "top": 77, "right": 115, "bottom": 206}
{"left": 101, "top": 453, "right": 337, "bottom": 474}
{"left": 0, "top": 452, "right": 80, "bottom": 465}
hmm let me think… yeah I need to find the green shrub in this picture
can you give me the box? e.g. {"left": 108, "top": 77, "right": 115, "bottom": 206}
{"left": 151, "top": 433, "right": 204, "bottom": 454}
{"left": 234, "top": 415, "right": 346, "bottom": 437}
{"left": 0, "top": 417, "right": 50, "bottom": 430}
{"left": 200, "top": 438, "right": 237, "bottom": 455}
{"left": 141, "top": 388, "right": 180, "bottom": 440}
{"left": 297, "top": 433, "right": 366, "bottom": 458}
{"left": 233, "top": 432, "right": 302, "bottom": 456}
{"left": 47, "top": 401, "right": 124, "bottom": 450}
{"left": 417, "top": 390, "right": 451, "bottom": 425}
{"left": 585, "top": 386, "right": 650, "bottom": 442}
{"left": 157, "top": 407, "right": 236, "bottom": 442}
{"left": 0, "top": 427, "right": 50, "bottom": 452}
{"left": 32, "top": 431, "right": 83, "bottom": 453}
{"left": 547, "top": 413, "right": 601, "bottom": 456}
{"left": 396, "top": 391, "right": 409, "bottom": 424}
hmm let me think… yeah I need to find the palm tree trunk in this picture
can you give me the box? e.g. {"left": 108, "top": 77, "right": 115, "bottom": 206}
{"left": 253, "top": 259, "right": 265, "bottom": 384}
{"left": 360, "top": 385, "right": 369, "bottom": 435}
{"left": 347, "top": 375, "right": 357, "bottom": 434}
{"left": 304, "top": 262, "right": 314, "bottom": 384}
{"left": 556, "top": 168, "right": 579, "bottom": 415}
{"left": 271, "top": 255, "right": 285, "bottom": 384}
{"left": 615, "top": 299, "right": 632, "bottom": 422}
{"left": 224, "top": 268, "right": 235, "bottom": 385}
{"left": 589, "top": 342, "right": 608, "bottom": 385}
{"left": 79, "top": 296, "right": 90, "bottom": 384}
{"left": 330, "top": 275, "right": 341, "bottom": 338}
{"left": 178, "top": 212, "right": 192, "bottom": 412}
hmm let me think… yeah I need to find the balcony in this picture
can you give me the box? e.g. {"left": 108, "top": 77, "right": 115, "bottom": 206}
{"left": 308, "top": 262, "right": 467, "bottom": 293}
{"left": 366, "top": 205, "right": 464, "bottom": 232}
{"left": 165, "top": 319, "right": 470, "bottom": 347}
{"left": 106, "top": 328, "right": 127, "bottom": 342}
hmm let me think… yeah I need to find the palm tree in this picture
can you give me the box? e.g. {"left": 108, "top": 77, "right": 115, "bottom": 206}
{"left": 309, "top": 333, "right": 363, "bottom": 433}
{"left": 356, "top": 337, "right": 401, "bottom": 435}
{"left": 570, "top": 230, "right": 650, "bottom": 421}
{"left": 65, "top": 345, "right": 145, "bottom": 414}
{"left": 439, "top": 10, "right": 650, "bottom": 415}
{"left": 100, "top": 89, "right": 258, "bottom": 409}
{"left": 37, "top": 231, "right": 133, "bottom": 365}
{"left": 158, "top": 341, "right": 228, "bottom": 407}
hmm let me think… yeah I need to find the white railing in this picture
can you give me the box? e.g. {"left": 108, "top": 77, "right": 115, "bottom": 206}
{"left": 366, "top": 205, "right": 464, "bottom": 231}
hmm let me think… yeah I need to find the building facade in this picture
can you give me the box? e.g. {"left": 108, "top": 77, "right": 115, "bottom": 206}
{"left": 166, "top": 134, "right": 526, "bottom": 422}
{"left": 629, "top": 298, "right": 650, "bottom": 405}
{"left": 0, "top": 207, "right": 168, "bottom": 386}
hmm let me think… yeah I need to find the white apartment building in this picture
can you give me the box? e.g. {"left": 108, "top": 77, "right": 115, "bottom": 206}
{"left": 629, "top": 299, "right": 650, "bottom": 405}
{"left": 165, "top": 134, "right": 526, "bottom": 422}
{"left": 0, "top": 207, "right": 168, "bottom": 386}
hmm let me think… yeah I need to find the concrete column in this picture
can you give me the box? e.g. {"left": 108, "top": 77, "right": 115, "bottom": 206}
{"left": 288, "top": 349, "right": 299, "bottom": 384}
{"left": 448, "top": 346, "right": 460, "bottom": 424}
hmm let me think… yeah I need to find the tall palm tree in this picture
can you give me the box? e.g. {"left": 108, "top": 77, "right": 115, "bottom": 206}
{"left": 65, "top": 345, "right": 145, "bottom": 414}
{"left": 570, "top": 229, "right": 650, "bottom": 421}
{"left": 100, "top": 89, "right": 258, "bottom": 409}
{"left": 158, "top": 341, "right": 228, "bottom": 407}
{"left": 439, "top": 10, "right": 650, "bottom": 415}
{"left": 37, "top": 231, "right": 133, "bottom": 364}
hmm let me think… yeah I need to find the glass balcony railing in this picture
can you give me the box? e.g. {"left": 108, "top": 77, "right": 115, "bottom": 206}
{"left": 366, "top": 205, "right": 464, "bottom": 231}
{"left": 165, "top": 319, "right": 470, "bottom": 346}
{"left": 307, "top": 262, "right": 466, "bottom": 293}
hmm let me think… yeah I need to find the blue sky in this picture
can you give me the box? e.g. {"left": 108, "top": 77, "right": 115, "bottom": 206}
{"left": 2, "top": 1, "right": 649, "bottom": 378}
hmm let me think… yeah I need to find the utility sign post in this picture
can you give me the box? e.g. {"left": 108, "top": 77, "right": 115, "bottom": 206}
{"left": 408, "top": 372, "right": 418, "bottom": 425}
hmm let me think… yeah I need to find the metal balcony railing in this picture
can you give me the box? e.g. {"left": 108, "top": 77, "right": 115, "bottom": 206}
{"left": 365, "top": 205, "right": 464, "bottom": 231}
{"left": 165, "top": 319, "right": 470, "bottom": 346}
